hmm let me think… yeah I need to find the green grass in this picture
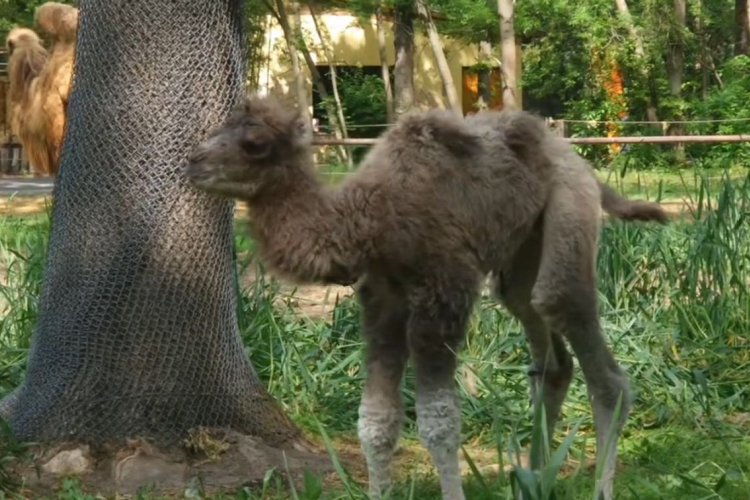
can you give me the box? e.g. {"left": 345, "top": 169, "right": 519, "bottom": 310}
{"left": 2, "top": 170, "right": 750, "bottom": 499}
{"left": 599, "top": 168, "right": 748, "bottom": 206}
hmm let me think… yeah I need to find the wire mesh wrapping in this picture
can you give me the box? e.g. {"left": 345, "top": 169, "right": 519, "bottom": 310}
{"left": 0, "top": 0, "right": 299, "bottom": 446}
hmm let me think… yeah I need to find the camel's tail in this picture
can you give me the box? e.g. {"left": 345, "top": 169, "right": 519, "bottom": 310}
{"left": 35, "top": 2, "right": 78, "bottom": 44}
{"left": 598, "top": 181, "right": 669, "bottom": 224}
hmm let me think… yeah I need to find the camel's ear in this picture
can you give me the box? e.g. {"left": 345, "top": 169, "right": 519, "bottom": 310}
{"left": 291, "top": 114, "right": 313, "bottom": 148}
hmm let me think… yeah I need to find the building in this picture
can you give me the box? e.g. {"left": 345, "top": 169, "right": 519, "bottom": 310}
{"left": 255, "top": 6, "right": 522, "bottom": 122}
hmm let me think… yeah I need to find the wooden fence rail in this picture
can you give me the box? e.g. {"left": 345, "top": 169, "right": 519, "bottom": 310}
{"left": 312, "top": 134, "right": 750, "bottom": 147}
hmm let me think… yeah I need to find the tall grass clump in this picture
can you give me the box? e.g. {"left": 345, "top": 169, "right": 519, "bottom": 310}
{"left": 596, "top": 171, "right": 750, "bottom": 429}
{"left": 0, "top": 214, "right": 49, "bottom": 401}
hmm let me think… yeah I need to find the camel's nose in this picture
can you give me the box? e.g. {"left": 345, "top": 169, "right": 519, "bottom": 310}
{"left": 188, "top": 146, "right": 209, "bottom": 164}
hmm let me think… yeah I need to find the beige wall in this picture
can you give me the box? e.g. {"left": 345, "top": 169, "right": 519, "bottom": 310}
{"left": 256, "top": 9, "right": 521, "bottom": 117}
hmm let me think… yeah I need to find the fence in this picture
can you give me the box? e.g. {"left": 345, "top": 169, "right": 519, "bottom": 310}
{"left": 312, "top": 134, "right": 750, "bottom": 147}
{"left": 2, "top": 116, "right": 750, "bottom": 177}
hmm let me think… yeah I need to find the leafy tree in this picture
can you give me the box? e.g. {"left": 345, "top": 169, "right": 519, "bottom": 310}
{"left": 0, "top": 0, "right": 77, "bottom": 36}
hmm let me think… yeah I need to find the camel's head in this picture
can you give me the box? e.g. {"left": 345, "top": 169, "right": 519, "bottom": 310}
{"left": 35, "top": 2, "right": 79, "bottom": 44}
{"left": 187, "top": 95, "right": 312, "bottom": 200}
{"left": 6, "top": 28, "right": 42, "bottom": 55}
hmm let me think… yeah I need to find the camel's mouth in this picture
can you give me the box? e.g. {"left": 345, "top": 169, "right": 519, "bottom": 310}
{"left": 185, "top": 160, "right": 222, "bottom": 184}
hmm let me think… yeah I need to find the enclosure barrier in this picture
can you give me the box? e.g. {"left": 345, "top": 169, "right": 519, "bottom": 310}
{"left": 312, "top": 134, "right": 750, "bottom": 147}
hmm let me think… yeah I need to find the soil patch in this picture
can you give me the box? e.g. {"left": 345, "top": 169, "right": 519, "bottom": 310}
{"left": 13, "top": 431, "right": 335, "bottom": 498}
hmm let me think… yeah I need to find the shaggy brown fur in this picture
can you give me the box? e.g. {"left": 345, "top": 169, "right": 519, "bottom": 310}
{"left": 6, "top": 2, "right": 78, "bottom": 176}
{"left": 186, "top": 96, "right": 667, "bottom": 500}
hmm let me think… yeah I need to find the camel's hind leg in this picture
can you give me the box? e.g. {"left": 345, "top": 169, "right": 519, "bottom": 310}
{"left": 530, "top": 187, "right": 631, "bottom": 500}
{"left": 407, "top": 277, "right": 478, "bottom": 500}
{"left": 493, "top": 228, "right": 574, "bottom": 440}
{"left": 356, "top": 274, "right": 409, "bottom": 500}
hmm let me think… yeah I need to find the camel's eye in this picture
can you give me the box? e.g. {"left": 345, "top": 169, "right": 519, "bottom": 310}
{"left": 241, "top": 139, "right": 270, "bottom": 157}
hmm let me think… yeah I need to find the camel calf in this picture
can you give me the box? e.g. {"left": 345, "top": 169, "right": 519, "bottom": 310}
{"left": 186, "top": 96, "right": 667, "bottom": 500}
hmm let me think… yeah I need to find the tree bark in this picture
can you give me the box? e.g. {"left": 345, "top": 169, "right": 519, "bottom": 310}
{"left": 377, "top": 7, "right": 396, "bottom": 123}
{"left": 498, "top": 0, "right": 519, "bottom": 110}
{"left": 667, "top": 0, "right": 686, "bottom": 159}
{"left": 667, "top": 0, "right": 685, "bottom": 98}
{"left": 694, "top": 0, "right": 708, "bottom": 99}
{"left": 275, "top": 0, "right": 310, "bottom": 122}
{"left": 736, "top": 0, "right": 749, "bottom": 55}
{"left": 477, "top": 40, "right": 493, "bottom": 110}
{"left": 614, "top": 0, "right": 659, "bottom": 122}
{"left": 0, "top": 0, "right": 300, "bottom": 446}
{"left": 415, "top": 0, "right": 461, "bottom": 115}
{"left": 303, "top": 2, "right": 352, "bottom": 167}
{"left": 393, "top": 0, "right": 415, "bottom": 117}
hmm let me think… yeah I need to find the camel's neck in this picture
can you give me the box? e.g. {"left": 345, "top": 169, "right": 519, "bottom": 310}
{"left": 246, "top": 159, "right": 360, "bottom": 284}
{"left": 252, "top": 159, "right": 332, "bottom": 223}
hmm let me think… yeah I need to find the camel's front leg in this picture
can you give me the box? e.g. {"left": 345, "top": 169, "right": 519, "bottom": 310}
{"left": 407, "top": 283, "right": 475, "bottom": 500}
{"left": 356, "top": 276, "right": 409, "bottom": 499}
{"left": 415, "top": 382, "right": 464, "bottom": 500}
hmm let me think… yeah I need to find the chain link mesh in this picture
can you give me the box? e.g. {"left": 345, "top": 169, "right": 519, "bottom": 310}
{"left": 0, "top": 0, "right": 298, "bottom": 446}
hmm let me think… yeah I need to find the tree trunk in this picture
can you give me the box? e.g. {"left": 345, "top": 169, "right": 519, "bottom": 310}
{"left": 667, "top": 0, "right": 686, "bottom": 159}
{"left": 694, "top": 0, "right": 708, "bottom": 99}
{"left": 614, "top": 0, "right": 658, "bottom": 122}
{"left": 477, "top": 40, "right": 493, "bottom": 110}
{"left": 393, "top": 0, "right": 415, "bottom": 117}
{"left": 498, "top": 0, "right": 519, "bottom": 110}
{"left": 736, "top": 0, "right": 750, "bottom": 55}
{"left": 377, "top": 7, "right": 396, "bottom": 123}
{"left": 307, "top": 2, "right": 352, "bottom": 168}
{"left": 275, "top": 0, "right": 310, "bottom": 122}
{"left": 0, "top": 0, "right": 299, "bottom": 446}
{"left": 667, "top": 6, "right": 685, "bottom": 99}
{"left": 415, "top": 0, "right": 461, "bottom": 115}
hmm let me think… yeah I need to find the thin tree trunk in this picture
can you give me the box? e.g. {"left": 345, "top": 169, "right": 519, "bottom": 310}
{"left": 736, "top": 0, "right": 749, "bottom": 55}
{"left": 694, "top": 0, "right": 708, "bottom": 99}
{"left": 614, "top": 0, "right": 658, "bottom": 122}
{"left": 415, "top": 0, "right": 461, "bottom": 115}
{"left": 667, "top": 1, "right": 685, "bottom": 99}
{"left": 477, "top": 40, "right": 493, "bottom": 110}
{"left": 667, "top": 0, "right": 686, "bottom": 160}
{"left": 377, "top": 7, "right": 395, "bottom": 123}
{"left": 274, "top": 0, "right": 310, "bottom": 123}
{"left": 393, "top": 0, "right": 415, "bottom": 117}
{"left": 497, "top": 0, "right": 519, "bottom": 110}
{"left": 307, "top": 2, "right": 352, "bottom": 167}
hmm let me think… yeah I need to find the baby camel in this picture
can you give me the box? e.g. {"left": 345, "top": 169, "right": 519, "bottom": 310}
{"left": 186, "top": 96, "right": 667, "bottom": 500}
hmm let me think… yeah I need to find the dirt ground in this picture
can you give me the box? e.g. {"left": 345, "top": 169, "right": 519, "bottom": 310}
{"left": 12, "top": 428, "right": 536, "bottom": 498}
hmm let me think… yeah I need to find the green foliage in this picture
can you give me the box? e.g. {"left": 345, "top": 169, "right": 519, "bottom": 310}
{"left": 684, "top": 56, "right": 750, "bottom": 167}
{"left": 323, "top": 68, "right": 389, "bottom": 162}
{"left": 335, "top": 70, "right": 388, "bottom": 134}
{"left": 0, "top": 0, "right": 77, "bottom": 37}
{"left": 429, "top": 0, "right": 497, "bottom": 44}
